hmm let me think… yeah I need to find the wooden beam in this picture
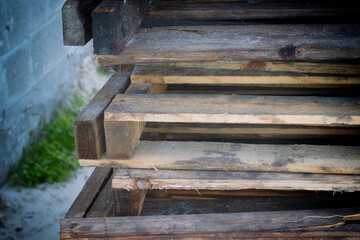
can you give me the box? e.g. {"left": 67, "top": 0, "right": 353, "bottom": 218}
{"left": 113, "top": 189, "right": 147, "bottom": 216}
{"left": 113, "top": 168, "right": 360, "bottom": 192}
{"left": 62, "top": 0, "right": 102, "bottom": 45}
{"left": 74, "top": 69, "right": 131, "bottom": 159}
{"left": 104, "top": 84, "right": 166, "bottom": 159}
{"left": 65, "top": 168, "right": 112, "bottom": 218}
{"left": 86, "top": 171, "right": 114, "bottom": 217}
{"left": 131, "top": 62, "right": 360, "bottom": 85}
{"left": 92, "top": 0, "right": 150, "bottom": 55}
{"left": 61, "top": 208, "right": 360, "bottom": 239}
{"left": 149, "top": 0, "right": 360, "bottom": 21}
{"left": 80, "top": 141, "right": 360, "bottom": 175}
{"left": 97, "top": 24, "right": 360, "bottom": 65}
{"left": 105, "top": 94, "right": 360, "bottom": 126}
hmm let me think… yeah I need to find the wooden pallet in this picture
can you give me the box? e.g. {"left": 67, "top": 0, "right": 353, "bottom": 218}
{"left": 63, "top": 1, "right": 360, "bottom": 238}
{"left": 61, "top": 167, "right": 360, "bottom": 239}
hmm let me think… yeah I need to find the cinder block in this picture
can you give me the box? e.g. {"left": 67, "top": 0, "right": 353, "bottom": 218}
{"left": 31, "top": 13, "right": 67, "bottom": 81}
{"left": 0, "top": 66, "right": 8, "bottom": 113}
{"left": 0, "top": 0, "right": 9, "bottom": 56}
{"left": 5, "top": 0, "right": 47, "bottom": 50}
{"left": 4, "top": 42, "right": 33, "bottom": 104}
{"left": 47, "top": 0, "right": 66, "bottom": 16}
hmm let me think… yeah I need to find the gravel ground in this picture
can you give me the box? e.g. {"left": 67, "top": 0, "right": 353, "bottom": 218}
{"left": 0, "top": 167, "right": 95, "bottom": 240}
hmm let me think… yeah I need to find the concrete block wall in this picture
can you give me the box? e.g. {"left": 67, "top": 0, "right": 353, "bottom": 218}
{"left": 0, "top": 0, "right": 94, "bottom": 185}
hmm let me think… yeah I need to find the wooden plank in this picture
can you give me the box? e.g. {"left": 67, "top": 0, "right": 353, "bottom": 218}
{"left": 143, "top": 191, "right": 360, "bottom": 216}
{"left": 165, "top": 84, "right": 360, "bottom": 96}
{"left": 104, "top": 83, "right": 166, "bottom": 159}
{"left": 80, "top": 141, "right": 360, "bottom": 175}
{"left": 92, "top": 0, "right": 150, "bottom": 55}
{"left": 105, "top": 94, "right": 360, "bottom": 126}
{"left": 61, "top": 208, "right": 360, "bottom": 239}
{"left": 144, "top": 123, "right": 360, "bottom": 136}
{"left": 142, "top": 123, "right": 360, "bottom": 144}
{"left": 149, "top": 0, "right": 360, "bottom": 21}
{"left": 86, "top": 172, "right": 114, "bottom": 218}
{"left": 62, "top": 0, "right": 102, "bottom": 45}
{"left": 97, "top": 24, "right": 360, "bottom": 65}
{"left": 113, "top": 168, "right": 360, "bottom": 192}
{"left": 74, "top": 69, "right": 131, "bottom": 159}
{"left": 65, "top": 168, "right": 112, "bottom": 218}
{"left": 113, "top": 189, "right": 147, "bottom": 216}
{"left": 131, "top": 63, "right": 360, "bottom": 85}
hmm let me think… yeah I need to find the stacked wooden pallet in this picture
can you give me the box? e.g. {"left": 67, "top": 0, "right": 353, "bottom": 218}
{"left": 61, "top": 0, "right": 360, "bottom": 238}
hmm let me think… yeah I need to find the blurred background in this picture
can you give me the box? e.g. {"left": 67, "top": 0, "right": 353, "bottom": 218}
{"left": 0, "top": 0, "right": 108, "bottom": 239}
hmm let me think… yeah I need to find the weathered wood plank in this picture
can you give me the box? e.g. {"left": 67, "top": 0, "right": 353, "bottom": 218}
{"left": 65, "top": 168, "right": 112, "bottom": 218}
{"left": 143, "top": 190, "right": 360, "bottom": 216}
{"left": 97, "top": 24, "right": 360, "bottom": 65}
{"left": 105, "top": 94, "right": 360, "bottom": 126}
{"left": 61, "top": 208, "right": 360, "bottom": 239}
{"left": 62, "top": 0, "right": 102, "bottom": 45}
{"left": 149, "top": 0, "right": 360, "bottom": 21}
{"left": 86, "top": 171, "right": 114, "bottom": 218}
{"left": 165, "top": 84, "right": 360, "bottom": 96}
{"left": 113, "top": 189, "right": 147, "bottom": 216}
{"left": 74, "top": 69, "right": 131, "bottom": 159}
{"left": 80, "top": 141, "right": 360, "bottom": 175}
{"left": 92, "top": 0, "right": 150, "bottom": 55}
{"left": 142, "top": 123, "right": 360, "bottom": 145}
{"left": 104, "top": 84, "right": 166, "bottom": 159}
{"left": 113, "top": 168, "right": 360, "bottom": 192}
{"left": 131, "top": 62, "right": 360, "bottom": 85}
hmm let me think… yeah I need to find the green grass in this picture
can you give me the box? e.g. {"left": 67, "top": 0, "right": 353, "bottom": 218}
{"left": 9, "top": 94, "right": 86, "bottom": 187}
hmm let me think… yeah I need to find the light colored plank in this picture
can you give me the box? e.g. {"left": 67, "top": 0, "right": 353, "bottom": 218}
{"left": 131, "top": 63, "right": 360, "bottom": 85}
{"left": 80, "top": 141, "right": 360, "bottom": 174}
{"left": 60, "top": 208, "right": 360, "bottom": 239}
{"left": 113, "top": 168, "right": 360, "bottom": 192}
{"left": 105, "top": 94, "right": 360, "bottom": 126}
{"left": 97, "top": 24, "right": 360, "bottom": 65}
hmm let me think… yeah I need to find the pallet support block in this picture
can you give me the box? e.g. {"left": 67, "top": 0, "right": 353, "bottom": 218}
{"left": 104, "top": 83, "right": 166, "bottom": 159}
{"left": 73, "top": 69, "right": 131, "bottom": 159}
{"left": 113, "top": 189, "right": 147, "bottom": 216}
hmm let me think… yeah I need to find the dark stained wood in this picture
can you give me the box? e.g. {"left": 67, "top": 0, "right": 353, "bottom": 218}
{"left": 61, "top": 208, "right": 360, "bottom": 239}
{"left": 92, "top": 0, "right": 150, "bottom": 55}
{"left": 97, "top": 24, "right": 360, "bottom": 65}
{"left": 143, "top": 190, "right": 360, "bottom": 216}
{"left": 104, "top": 84, "right": 166, "bottom": 159}
{"left": 86, "top": 172, "right": 114, "bottom": 217}
{"left": 62, "top": 0, "right": 102, "bottom": 45}
{"left": 149, "top": 0, "right": 360, "bottom": 21}
{"left": 74, "top": 69, "right": 131, "bottom": 159}
{"left": 65, "top": 168, "right": 112, "bottom": 218}
{"left": 113, "top": 189, "right": 147, "bottom": 216}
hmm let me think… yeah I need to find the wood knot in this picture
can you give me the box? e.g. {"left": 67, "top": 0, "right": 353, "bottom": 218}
{"left": 278, "top": 45, "right": 296, "bottom": 59}
{"left": 136, "top": 179, "right": 152, "bottom": 189}
{"left": 243, "top": 61, "right": 267, "bottom": 71}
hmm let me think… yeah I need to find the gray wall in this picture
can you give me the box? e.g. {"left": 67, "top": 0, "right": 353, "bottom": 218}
{"left": 0, "top": 0, "right": 93, "bottom": 185}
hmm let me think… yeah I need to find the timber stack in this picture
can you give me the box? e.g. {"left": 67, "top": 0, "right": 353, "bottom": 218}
{"left": 60, "top": 0, "right": 360, "bottom": 239}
